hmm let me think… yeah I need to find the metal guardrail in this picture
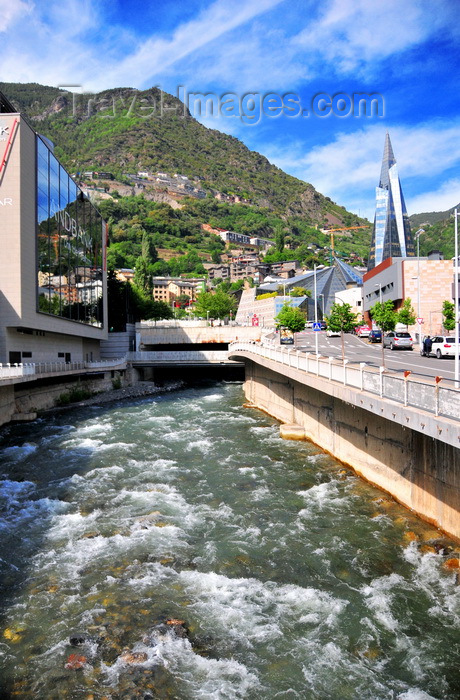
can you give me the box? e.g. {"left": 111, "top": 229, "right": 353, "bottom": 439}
{"left": 0, "top": 357, "right": 127, "bottom": 380}
{"left": 229, "top": 342, "right": 460, "bottom": 422}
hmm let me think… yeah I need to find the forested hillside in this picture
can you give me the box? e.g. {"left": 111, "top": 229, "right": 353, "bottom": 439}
{"left": 1, "top": 81, "right": 373, "bottom": 269}
{"left": 1, "top": 82, "right": 366, "bottom": 219}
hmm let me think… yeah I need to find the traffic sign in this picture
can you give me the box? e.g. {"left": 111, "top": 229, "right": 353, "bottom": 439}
{"left": 312, "top": 322, "right": 321, "bottom": 331}
{"left": 416, "top": 317, "right": 424, "bottom": 325}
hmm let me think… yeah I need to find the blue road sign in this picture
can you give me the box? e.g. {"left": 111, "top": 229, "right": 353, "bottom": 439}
{"left": 312, "top": 322, "right": 321, "bottom": 331}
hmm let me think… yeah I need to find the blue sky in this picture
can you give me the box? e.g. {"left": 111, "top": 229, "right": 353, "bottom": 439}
{"left": 2, "top": 0, "right": 460, "bottom": 219}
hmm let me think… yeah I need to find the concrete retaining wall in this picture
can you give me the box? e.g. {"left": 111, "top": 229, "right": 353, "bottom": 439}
{"left": 0, "top": 366, "right": 138, "bottom": 427}
{"left": 137, "top": 325, "right": 261, "bottom": 348}
{"left": 244, "top": 360, "right": 460, "bottom": 540}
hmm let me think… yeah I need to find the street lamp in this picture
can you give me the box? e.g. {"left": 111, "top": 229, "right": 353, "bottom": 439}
{"left": 454, "top": 210, "right": 459, "bottom": 386}
{"left": 318, "top": 293, "right": 325, "bottom": 318}
{"left": 375, "top": 283, "right": 384, "bottom": 367}
{"left": 314, "top": 264, "right": 319, "bottom": 356}
{"left": 414, "top": 227, "right": 425, "bottom": 344}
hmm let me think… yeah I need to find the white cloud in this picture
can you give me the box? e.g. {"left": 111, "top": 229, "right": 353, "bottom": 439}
{"left": 0, "top": 0, "right": 457, "bottom": 99}
{"left": 0, "top": 0, "right": 31, "bottom": 32}
{"left": 406, "top": 178, "right": 460, "bottom": 215}
{"left": 294, "top": 0, "right": 458, "bottom": 75}
{"left": 263, "top": 120, "right": 460, "bottom": 217}
{"left": 0, "top": 0, "right": 285, "bottom": 91}
{"left": 93, "top": 0, "right": 285, "bottom": 91}
{"left": 166, "top": 22, "right": 308, "bottom": 93}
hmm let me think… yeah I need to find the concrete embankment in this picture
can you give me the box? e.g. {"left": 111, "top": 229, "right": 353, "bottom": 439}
{"left": 243, "top": 360, "right": 460, "bottom": 541}
{"left": 0, "top": 367, "right": 144, "bottom": 427}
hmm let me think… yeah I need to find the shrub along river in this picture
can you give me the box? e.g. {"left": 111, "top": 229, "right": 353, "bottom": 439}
{"left": 0, "top": 381, "right": 459, "bottom": 699}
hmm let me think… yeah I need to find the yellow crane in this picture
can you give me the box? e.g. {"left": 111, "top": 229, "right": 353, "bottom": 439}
{"left": 324, "top": 225, "right": 370, "bottom": 256}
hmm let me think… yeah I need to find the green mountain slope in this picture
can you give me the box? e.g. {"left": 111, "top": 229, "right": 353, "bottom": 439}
{"left": 409, "top": 207, "right": 460, "bottom": 259}
{"left": 409, "top": 205, "right": 460, "bottom": 229}
{"left": 1, "top": 82, "right": 364, "bottom": 223}
{"left": 1, "top": 81, "right": 373, "bottom": 269}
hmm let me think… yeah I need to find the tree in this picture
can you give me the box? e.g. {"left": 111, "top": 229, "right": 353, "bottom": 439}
{"left": 211, "top": 248, "right": 221, "bottom": 264}
{"left": 193, "top": 289, "right": 237, "bottom": 319}
{"left": 290, "top": 287, "right": 312, "bottom": 298}
{"left": 133, "top": 256, "right": 152, "bottom": 295}
{"left": 151, "top": 259, "right": 171, "bottom": 276}
{"left": 275, "top": 304, "right": 306, "bottom": 333}
{"left": 146, "top": 300, "right": 174, "bottom": 321}
{"left": 106, "top": 269, "right": 173, "bottom": 328}
{"left": 369, "top": 300, "right": 397, "bottom": 367}
{"left": 442, "top": 300, "right": 455, "bottom": 332}
{"left": 370, "top": 300, "right": 397, "bottom": 333}
{"left": 177, "top": 293, "right": 190, "bottom": 309}
{"left": 325, "top": 302, "right": 357, "bottom": 360}
{"left": 275, "top": 226, "right": 285, "bottom": 254}
{"left": 397, "top": 298, "right": 416, "bottom": 328}
{"left": 141, "top": 232, "right": 158, "bottom": 265}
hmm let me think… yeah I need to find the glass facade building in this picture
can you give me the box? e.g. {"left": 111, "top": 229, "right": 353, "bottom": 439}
{"left": 368, "top": 133, "right": 415, "bottom": 270}
{"left": 36, "top": 135, "right": 105, "bottom": 327}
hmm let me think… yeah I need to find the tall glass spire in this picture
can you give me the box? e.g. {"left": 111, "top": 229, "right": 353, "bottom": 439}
{"left": 368, "top": 133, "right": 415, "bottom": 270}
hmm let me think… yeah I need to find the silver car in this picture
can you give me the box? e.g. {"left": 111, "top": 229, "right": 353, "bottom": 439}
{"left": 383, "top": 331, "right": 413, "bottom": 350}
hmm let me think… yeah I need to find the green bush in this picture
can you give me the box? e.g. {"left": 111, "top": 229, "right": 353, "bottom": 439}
{"left": 56, "top": 384, "right": 93, "bottom": 406}
{"left": 112, "top": 376, "right": 122, "bottom": 390}
{"left": 256, "top": 292, "right": 277, "bottom": 300}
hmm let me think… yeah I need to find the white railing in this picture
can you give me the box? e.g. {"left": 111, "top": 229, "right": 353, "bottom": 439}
{"left": 0, "top": 357, "right": 127, "bottom": 381}
{"left": 85, "top": 357, "right": 127, "bottom": 371}
{"left": 127, "top": 351, "right": 235, "bottom": 364}
{"left": 229, "top": 342, "right": 460, "bottom": 422}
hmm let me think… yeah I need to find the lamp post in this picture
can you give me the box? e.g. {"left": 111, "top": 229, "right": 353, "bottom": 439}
{"left": 414, "top": 228, "right": 425, "bottom": 344}
{"left": 314, "top": 264, "right": 319, "bottom": 356}
{"left": 375, "top": 283, "right": 384, "bottom": 367}
{"left": 318, "top": 293, "right": 325, "bottom": 319}
{"left": 454, "top": 210, "right": 459, "bottom": 387}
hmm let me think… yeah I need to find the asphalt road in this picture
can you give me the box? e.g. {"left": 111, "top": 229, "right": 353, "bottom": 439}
{"left": 293, "top": 330, "right": 458, "bottom": 383}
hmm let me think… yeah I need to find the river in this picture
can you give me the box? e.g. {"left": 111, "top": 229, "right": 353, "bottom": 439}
{"left": 0, "top": 381, "right": 459, "bottom": 699}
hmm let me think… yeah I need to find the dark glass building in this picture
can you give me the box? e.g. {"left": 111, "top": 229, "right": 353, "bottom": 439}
{"left": 368, "top": 133, "right": 415, "bottom": 270}
{"left": 0, "top": 91, "right": 107, "bottom": 364}
{"left": 37, "top": 136, "right": 104, "bottom": 327}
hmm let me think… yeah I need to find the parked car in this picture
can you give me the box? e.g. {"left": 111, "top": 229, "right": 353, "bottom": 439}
{"left": 305, "top": 320, "right": 314, "bottom": 329}
{"left": 383, "top": 331, "right": 413, "bottom": 350}
{"left": 326, "top": 328, "right": 341, "bottom": 337}
{"left": 320, "top": 321, "right": 327, "bottom": 330}
{"left": 426, "top": 335, "right": 458, "bottom": 358}
{"left": 368, "top": 329, "right": 382, "bottom": 343}
{"left": 356, "top": 325, "right": 371, "bottom": 337}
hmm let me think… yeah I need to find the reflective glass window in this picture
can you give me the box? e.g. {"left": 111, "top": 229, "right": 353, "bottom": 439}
{"left": 36, "top": 135, "right": 104, "bottom": 327}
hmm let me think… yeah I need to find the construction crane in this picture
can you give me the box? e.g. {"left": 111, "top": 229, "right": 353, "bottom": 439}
{"left": 323, "top": 225, "right": 370, "bottom": 258}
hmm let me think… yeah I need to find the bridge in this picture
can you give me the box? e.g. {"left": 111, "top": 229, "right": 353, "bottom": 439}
{"left": 228, "top": 341, "right": 459, "bottom": 446}
{"left": 127, "top": 350, "right": 241, "bottom": 367}
{"left": 228, "top": 341, "right": 460, "bottom": 540}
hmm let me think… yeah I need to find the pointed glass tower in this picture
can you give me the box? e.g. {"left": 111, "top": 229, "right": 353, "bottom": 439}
{"left": 367, "top": 133, "right": 415, "bottom": 270}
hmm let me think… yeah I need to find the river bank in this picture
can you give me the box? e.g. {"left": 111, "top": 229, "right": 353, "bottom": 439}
{"left": 46, "top": 380, "right": 184, "bottom": 410}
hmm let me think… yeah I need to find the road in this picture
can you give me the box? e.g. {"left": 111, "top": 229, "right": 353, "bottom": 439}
{"left": 293, "top": 330, "right": 457, "bottom": 383}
